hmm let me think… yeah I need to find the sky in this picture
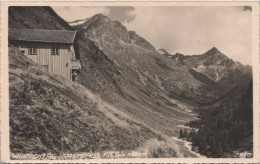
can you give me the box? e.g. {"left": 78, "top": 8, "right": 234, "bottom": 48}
{"left": 52, "top": 6, "right": 252, "bottom": 65}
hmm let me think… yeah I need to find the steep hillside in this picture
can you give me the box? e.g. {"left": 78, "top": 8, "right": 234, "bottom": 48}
{"left": 9, "top": 46, "right": 161, "bottom": 155}
{"left": 9, "top": 6, "right": 73, "bottom": 30}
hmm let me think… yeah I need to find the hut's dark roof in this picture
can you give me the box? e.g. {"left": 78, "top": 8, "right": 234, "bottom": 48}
{"left": 9, "top": 29, "right": 77, "bottom": 44}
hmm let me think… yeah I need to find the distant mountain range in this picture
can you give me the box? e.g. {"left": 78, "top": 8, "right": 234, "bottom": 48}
{"left": 158, "top": 47, "right": 251, "bottom": 90}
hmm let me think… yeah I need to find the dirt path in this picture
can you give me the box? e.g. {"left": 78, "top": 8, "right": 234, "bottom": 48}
{"left": 172, "top": 136, "right": 206, "bottom": 158}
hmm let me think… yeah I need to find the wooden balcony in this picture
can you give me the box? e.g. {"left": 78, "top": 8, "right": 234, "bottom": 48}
{"left": 71, "top": 59, "right": 81, "bottom": 70}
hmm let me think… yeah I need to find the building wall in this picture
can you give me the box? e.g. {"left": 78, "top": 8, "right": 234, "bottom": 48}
{"left": 18, "top": 42, "right": 76, "bottom": 80}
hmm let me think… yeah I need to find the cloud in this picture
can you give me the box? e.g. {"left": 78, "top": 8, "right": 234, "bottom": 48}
{"left": 125, "top": 9, "right": 136, "bottom": 23}
{"left": 52, "top": 6, "right": 110, "bottom": 22}
{"left": 52, "top": 6, "right": 135, "bottom": 23}
{"left": 243, "top": 6, "right": 252, "bottom": 11}
{"left": 124, "top": 6, "right": 252, "bottom": 65}
{"left": 107, "top": 6, "right": 135, "bottom": 23}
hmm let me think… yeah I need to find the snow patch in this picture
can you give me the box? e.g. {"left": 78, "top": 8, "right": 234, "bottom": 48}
{"left": 69, "top": 19, "right": 89, "bottom": 26}
{"left": 157, "top": 49, "right": 167, "bottom": 55}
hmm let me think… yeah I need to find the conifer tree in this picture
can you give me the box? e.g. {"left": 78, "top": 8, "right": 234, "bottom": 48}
{"left": 179, "top": 129, "right": 184, "bottom": 138}
{"left": 184, "top": 128, "right": 188, "bottom": 138}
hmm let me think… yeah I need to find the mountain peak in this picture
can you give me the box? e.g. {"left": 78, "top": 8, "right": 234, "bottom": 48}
{"left": 77, "top": 14, "right": 156, "bottom": 51}
{"left": 89, "top": 14, "right": 111, "bottom": 23}
{"left": 92, "top": 13, "right": 109, "bottom": 19}
{"left": 203, "top": 47, "right": 226, "bottom": 58}
{"left": 208, "top": 47, "right": 221, "bottom": 54}
{"left": 211, "top": 47, "right": 218, "bottom": 51}
{"left": 70, "top": 14, "right": 111, "bottom": 27}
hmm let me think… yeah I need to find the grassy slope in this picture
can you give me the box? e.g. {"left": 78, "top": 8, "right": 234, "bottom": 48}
{"left": 9, "top": 47, "right": 161, "bottom": 155}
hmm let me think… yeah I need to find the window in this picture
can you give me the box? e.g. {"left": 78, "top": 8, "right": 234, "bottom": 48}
{"left": 28, "top": 46, "right": 37, "bottom": 55}
{"left": 51, "top": 46, "right": 59, "bottom": 55}
{"left": 42, "top": 65, "right": 48, "bottom": 71}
